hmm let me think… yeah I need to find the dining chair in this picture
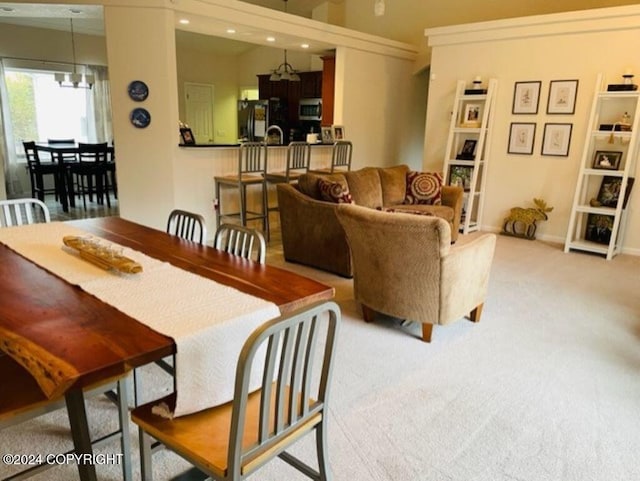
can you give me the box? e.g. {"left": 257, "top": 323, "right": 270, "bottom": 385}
{"left": 310, "top": 140, "right": 353, "bottom": 174}
{"left": 166, "top": 209, "right": 207, "bottom": 245}
{"left": 131, "top": 300, "right": 340, "bottom": 481}
{"left": 214, "top": 142, "right": 270, "bottom": 242}
{"left": 214, "top": 223, "right": 266, "bottom": 264}
{"left": 22, "top": 141, "right": 60, "bottom": 202}
{"left": 0, "top": 354, "right": 132, "bottom": 481}
{"left": 0, "top": 198, "right": 50, "bottom": 227}
{"left": 68, "top": 142, "right": 111, "bottom": 209}
{"left": 265, "top": 141, "right": 311, "bottom": 214}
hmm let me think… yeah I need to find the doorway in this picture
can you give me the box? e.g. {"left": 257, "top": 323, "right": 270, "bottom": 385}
{"left": 185, "top": 82, "right": 214, "bottom": 144}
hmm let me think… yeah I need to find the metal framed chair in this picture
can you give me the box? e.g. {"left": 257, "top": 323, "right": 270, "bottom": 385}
{"left": 0, "top": 198, "right": 50, "bottom": 227}
{"left": 265, "top": 141, "right": 311, "bottom": 214}
{"left": 214, "top": 142, "right": 270, "bottom": 241}
{"left": 131, "top": 300, "right": 340, "bottom": 481}
{"left": 310, "top": 140, "right": 352, "bottom": 174}
{"left": 166, "top": 209, "right": 207, "bottom": 245}
{"left": 214, "top": 223, "right": 267, "bottom": 264}
{"left": 0, "top": 354, "right": 132, "bottom": 481}
{"left": 22, "top": 141, "right": 60, "bottom": 202}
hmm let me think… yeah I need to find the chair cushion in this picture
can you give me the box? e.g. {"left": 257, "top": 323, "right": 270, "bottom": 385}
{"left": 318, "top": 178, "right": 354, "bottom": 204}
{"left": 378, "top": 207, "right": 434, "bottom": 216}
{"left": 405, "top": 171, "right": 443, "bottom": 205}
{"left": 378, "top": 165, "right": 410, "bottom": 205}
{"left": 389, "top": 203, "right": 454, "bottom": 222}
{"left": 343, "top": 167, "right": 383, "bottom": 208}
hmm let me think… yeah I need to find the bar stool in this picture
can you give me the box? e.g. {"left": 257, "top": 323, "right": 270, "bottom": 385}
{"left": 214, "top": 142, "right": 270, "bottom": 241}
{"left": 265, "top": 141, "right": 311, "bottom": 214}
{"left": 310, "top": 140, "right": 352, "bottom": 173}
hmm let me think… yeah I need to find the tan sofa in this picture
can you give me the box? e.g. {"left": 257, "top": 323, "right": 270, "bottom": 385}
{"left": 276, "top": 164, "right": 464, "bottom": 277}
{"left": 336, "top": 203, "right": 496, "bottom": 342}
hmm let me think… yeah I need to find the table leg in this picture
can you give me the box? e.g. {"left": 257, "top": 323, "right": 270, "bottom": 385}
{"left": 55, "top": 153, "right": 70, "bottom": 212}
{"left": 65, "top": 389, "right": 98, "bottom": 481}
{"left": 117, "top": 378, "right": 133, "bottom": 481}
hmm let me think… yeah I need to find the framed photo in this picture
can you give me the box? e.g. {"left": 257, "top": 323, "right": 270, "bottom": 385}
{"left": 332, "top": 125, "right": 345, "bottom": 140}
{"left": 448, "top": 166, "right": 474, "bottom": 191}
{"left": 320, "top": 127, "right": 333, "bottom": 144}
{"left": 461, "top": 103, "right": 481, "bottom": 126}
{"left": 180, "top": 127, "right": 195, "bottom": 145}
{"left": 507, "top": 122, "right": 536, "bottom": 155}
{"left": 512, "top": 81, "right": 541, "bottom": 114}
{"left": 592, "top": 150, "right": 622, "bottom": 170}
{"left": 541, "top": 123, "right": 572, "bottom": 156}
{"left": 597, "top": 176, "right": 635, "bottom": 208}
{"left": 321, "top": 126, "right": 334, "bottom": 144}
{"left": 456, "top": 139, "right": 477, "bottom": 160}
{"left": 547, "top": 79, "right": 578, "bottom": 114}
{"left": 585, "top": 214, "right": 614, "bottom": 244}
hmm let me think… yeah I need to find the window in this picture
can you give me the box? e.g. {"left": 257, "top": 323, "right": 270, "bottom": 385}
{"left": 4, "top": 69, "right": 90, "bottom": 159}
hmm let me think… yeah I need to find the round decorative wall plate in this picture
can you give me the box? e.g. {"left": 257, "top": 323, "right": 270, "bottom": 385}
{"left": 130, "top": 108, "right": 151, "bottom": 128}
{"left": 128, "top": 80, "right": 149, "bottom": 101}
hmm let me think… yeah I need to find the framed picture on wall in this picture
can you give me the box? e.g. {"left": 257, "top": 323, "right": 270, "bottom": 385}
{"left": 507, "top": 122, "right": 536, "bottom": 155}
{"left": 512, "top": 81, "right": 541, "bottom": 114}
{"left": 547, "top": 79, "right": 578, "bottom": 114}
{"left": 541, "top": 123, "right": 572, "bottom": 156}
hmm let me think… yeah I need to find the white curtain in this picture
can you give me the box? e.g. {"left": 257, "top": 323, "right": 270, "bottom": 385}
{"left": 0, "top": 59, "right": 21, "bottom": 198}
{"left": 87, "top": 65, "right": 112, "bottom": 143}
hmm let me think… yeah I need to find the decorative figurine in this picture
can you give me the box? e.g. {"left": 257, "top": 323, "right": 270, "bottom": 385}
{"left": 502, "top": 198, "right": 554, "bottom": 240}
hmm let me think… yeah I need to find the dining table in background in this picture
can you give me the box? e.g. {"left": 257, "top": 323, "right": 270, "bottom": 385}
{"left": 0, "top": 217, "right": 334, "bottom": 481}
{"left": 34, "top": 142, "right": 115, "bottom": 212}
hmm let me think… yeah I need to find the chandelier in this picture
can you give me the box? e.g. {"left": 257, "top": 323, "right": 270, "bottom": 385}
{"left": 269, "top": 0, "right": 300, "bottom": 82}
{"left": 54, "top": 18, "right": 94, "bottom": 89}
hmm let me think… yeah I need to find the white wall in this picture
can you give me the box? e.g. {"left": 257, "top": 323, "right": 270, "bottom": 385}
{"left": 425, "top": 5, "right": 640, "bottom": 254}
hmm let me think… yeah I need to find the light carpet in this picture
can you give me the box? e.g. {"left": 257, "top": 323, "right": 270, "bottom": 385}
{"left": 1, "top": 234, "right": 640, "bottom": 481}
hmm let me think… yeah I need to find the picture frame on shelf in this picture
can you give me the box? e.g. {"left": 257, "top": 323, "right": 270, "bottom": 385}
{"left": 584, "top": 213, "right": 613, "bottom": 244}
{"left": 461, "top": 103, "right": 482, "bottom": 127}
{"left": 512, "top": 81, "right": 541, "bottom": 114}
{"left": 448, "top": 166, "right": 473, "bottom": 191}
{"left": 507, "top": 122, "right": 536, "bottom": 155}
{"left": 541, "top": 123, "right": 572, "bottom": 156}
{"left": 592, "top": 150, "right": 622, "bottom": 170}
{"left": 596, "top": 176, "right": 634, "bottom": 208}
{"left": 332, "top": 125, "right": 345, "bottom": 140}
{"left": 321, "top": 126, "right": 334, "bottom": 144}
{"left": 456, "top": 139, "right": 477, "bottom": 159}
{"left": 180, "top": 127, "right": 195, "bottom": 145}
{"left": 547, "top": 79, "right": 578, "bottom": 114}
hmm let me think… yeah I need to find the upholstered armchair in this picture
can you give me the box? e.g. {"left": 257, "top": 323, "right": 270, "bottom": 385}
{"left": 336, "top": 204, "right": 496, "bottom": 342}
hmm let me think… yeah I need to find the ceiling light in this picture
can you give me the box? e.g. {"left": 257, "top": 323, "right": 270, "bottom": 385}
{"left": 374, "top": 0, "right": 385, "bottom": 16}
{"left": 179, "top": 19, "right": 190, "bottom": 25}
{"left": 55, "top": 18, "right": 94, "bottom": 90}
{"left": 226, "top": 28, "right": 236, "bottom": 34}
{"left": 301, "top": 43, "right": 310, "bottom": 49}
{"left": 266, "top": 36, "right": 276, "bottom": 42}
{"left": 269, "top": 0, "right": 300, "bottom": 82}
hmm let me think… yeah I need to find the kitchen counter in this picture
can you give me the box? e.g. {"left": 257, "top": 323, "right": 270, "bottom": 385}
{"left": 178, "top": 143, "right": 333, "bottom": 148}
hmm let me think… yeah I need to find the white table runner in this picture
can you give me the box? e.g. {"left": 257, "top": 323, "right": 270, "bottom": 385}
{"left": 0, "top": 222, "right": 280, "bottom": 417}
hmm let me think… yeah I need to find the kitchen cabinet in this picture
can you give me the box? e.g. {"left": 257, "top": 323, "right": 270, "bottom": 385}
{"left": 258, "top": 71, "right": 323, "bottom": 126}
{"left": 300, "top": 71, "right": 322, "bottom": 98}
{"left": 321, "top": 56, "right": 335, "bottom": 126}
{"left": 564, "top": 73, "right": 639, "bottom": 260}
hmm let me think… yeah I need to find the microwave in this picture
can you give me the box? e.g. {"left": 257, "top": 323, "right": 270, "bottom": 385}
{"left": 299, "top": 98, "right": 322, "bottom": 121}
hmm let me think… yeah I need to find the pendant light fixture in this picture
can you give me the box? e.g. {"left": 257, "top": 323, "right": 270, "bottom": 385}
{"left": 55, "top": 18, "right": 94, "bottom": 89}
{"left": 269, "top": 0, "right": 300, "bottom": 82}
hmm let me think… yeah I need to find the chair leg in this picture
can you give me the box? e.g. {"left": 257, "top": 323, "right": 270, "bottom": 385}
{"left": 215, "top": 182, "right": 221, "bottom": 230}
{"left": 361, "top": 304, "right": 375, "bottom": 323}
{"left": 469, "top": 303, "right": 484, "bottom": 323}
{"left": 240, "top": 183, "right": 247, "bottom": 227}
{"left": 138, "top": 428, "right": 154, "bottom": 481}
{"left": 315, "top": 420, "right": 332, "bottom": 481}
{"left": 117, "top": 378, "right": 133, "bottom": 481}
{"left": 262, "top": 181, "right": 270, "bottom": 242}
{"left": 421, "top": 323, "right": 434, "bottom": 343}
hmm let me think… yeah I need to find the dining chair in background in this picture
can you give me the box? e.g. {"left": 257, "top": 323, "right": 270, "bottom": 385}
{"left": 22, "top": 141, "right": 60, "bottom": 202}
{"left": 214, "top": 223, "right": 266, "bottom": 264}
{"left": 0, "top": 355, "right": 132, "bottom": 481}
{"left": 166, "top": 209, "right": 207, "bottom": 245}
{"left": 265, "top": 141, "right": 311, "bottom": 215}
{"left": 131, "top": 300, "right": 341, "bottom": 481}
{"left": 47, "top": 137, "right": 78, "bottom": 163}
{"left": 214, "top": 142, "right": 270, "bottom": 242}
{"left": 0, "top": 198, "right": 50, "bottom": 227}
{"left": 68, "top": 142, "right": 111, "bottom": 209}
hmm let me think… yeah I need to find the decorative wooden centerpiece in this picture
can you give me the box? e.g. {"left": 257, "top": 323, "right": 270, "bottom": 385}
{"left": 63, "top": 235, "right": 143, "bottom": 274}
{"left": 502, "top": 198, "right": 553, "bottom": 240}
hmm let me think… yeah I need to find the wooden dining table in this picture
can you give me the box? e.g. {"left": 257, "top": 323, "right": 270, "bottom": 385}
{"left": 0, "top": 217, "right": 334, "bottom": 481}
{"left": 34, "top": 142, "right": 115, "bottom": 213}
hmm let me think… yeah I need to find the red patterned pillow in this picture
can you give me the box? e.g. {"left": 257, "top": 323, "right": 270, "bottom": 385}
{"left": 318, "top": 178, "right": 354, "bottom": 204}
{"left": 405, "top": 171, "right": 443, "bottom": 205}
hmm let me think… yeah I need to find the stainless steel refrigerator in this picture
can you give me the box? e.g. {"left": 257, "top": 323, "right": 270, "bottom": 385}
{"left": 237, "top": 99, "right": 269, "bottom": 142}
